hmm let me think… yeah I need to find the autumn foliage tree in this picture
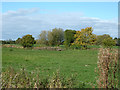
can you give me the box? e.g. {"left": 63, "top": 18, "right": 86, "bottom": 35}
{"left": 21, "top": 34, "right": 35, "bottom": 48}
{"left": 72, "top": 27, "right": 97, "bottom": 49}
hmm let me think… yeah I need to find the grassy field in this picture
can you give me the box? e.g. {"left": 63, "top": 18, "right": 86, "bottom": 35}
{"left": 2, "top": 47, "right": 99, "bottom": 87}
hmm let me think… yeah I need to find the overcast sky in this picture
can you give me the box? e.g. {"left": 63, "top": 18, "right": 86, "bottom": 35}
{"left": 2, "top": 2, "right": 118, "bottom": 40}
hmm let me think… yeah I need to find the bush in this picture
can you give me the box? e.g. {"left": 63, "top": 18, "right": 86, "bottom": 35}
{"left": 21, "top": 34, "right": 35, "bottom": 48}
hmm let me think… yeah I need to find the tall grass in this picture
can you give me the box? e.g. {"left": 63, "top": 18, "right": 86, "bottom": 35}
{"left": 96, "top": 48, "right": 119, "bottom": 88}
{"left": 1, "top": 67, "right": 85, "bottom": 88}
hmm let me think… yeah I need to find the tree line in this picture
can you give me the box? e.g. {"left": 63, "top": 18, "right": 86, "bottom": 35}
{"left": 1, "top": 27, "right": 119, "bottom": 49}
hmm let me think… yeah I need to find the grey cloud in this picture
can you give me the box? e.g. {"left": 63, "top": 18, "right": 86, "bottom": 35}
{"left": 2, "top": 8, "right": 118, "bottom": 40}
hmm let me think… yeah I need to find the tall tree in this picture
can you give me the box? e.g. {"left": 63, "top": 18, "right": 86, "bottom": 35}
{"left": 38, "top": 28, "right": 64, "bottom": 46}
{"left": 37, "top": 30, "right": 48, "bottom": 45}
{"left": 47, "top": 31, "right": 54, "bottom": 46}
{"left": 52, "top": 28, "right": 64, "bottom": 45}
{"left": 72, "top": 27, "right": 96, "bottom": 49}
{"left": 64, "top": 30, "right": 76, "bottom": 47}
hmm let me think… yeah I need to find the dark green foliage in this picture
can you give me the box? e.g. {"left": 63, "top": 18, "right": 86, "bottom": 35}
{"left": 96, "top": 34, "right": 116, "bottom": 48}
{"left": 51, "top": 28, "right": 64, "bottom": 46}
{"left": 96, "top": 34, "right": 111, "bottom": 45}
{"left": 114, "top": 37, "right": 120, "bottom": 46}
{"left": 21, "top": 34, "right": 35, "bottom": 48}
{"left": 34, "top": 40, "right": 36, "bottom": 44}
{"left": 117, "top": 38, "right": 120, "bottom": 45}
{"left": 102, "top": 37, "right": 116, "bottom": 48}
{"left": 64, "top": 30, "right": 76, "bottom": 47}
{"left": 2, "top": 39, "right": 15, "bottom": 44}
{"left": 114, "top": 37, "right": 118, "bottom": 46}
{"left": 1, "top": 41, "right": 6, "bottom": 44}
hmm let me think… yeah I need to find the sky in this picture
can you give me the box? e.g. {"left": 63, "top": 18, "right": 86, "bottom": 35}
{"left": 1, "top": 2, "right": 118, "bottom": 40}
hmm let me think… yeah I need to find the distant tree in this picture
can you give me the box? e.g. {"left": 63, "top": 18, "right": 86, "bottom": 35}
{"left": 21, "top": 34, "right": 35, "bottom": 48}
{"left": 38, "top": 28, "right": 64, "bottom": 46}
{"left": 96, "top": 34, "right": 111, "bottom": 45}
{"left": 72, "top": 27, "right": 96, "bottom": 49}
{"left": 47, "top": 31, "right": 54, "bottom": 46}
{"left": 16, "top": 38, "right": 21, "bottom": 44}
{"left": 52, "top": 28, "right": 64, "bottom": 46}
{"left": 102, "top": 37, "right": 116, "bottom": 48}
{"left": 2, "top": 39, "right": 15, "bottom": 44}
{"left": 64, "top": 30, "right": 76, "bottom": 47}
{"left": 37, "top": 30, "right": 48, "bottom": 45}
{"left": 96, "top": 34, "right": 116, "bottom": 47}
{"left": 2, "top": 40, "right": 7, "bottom": 44}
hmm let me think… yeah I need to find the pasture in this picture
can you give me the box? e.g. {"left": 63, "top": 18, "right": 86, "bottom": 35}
{"left": 2, "top": 46, "right": 99, "bottom": 87}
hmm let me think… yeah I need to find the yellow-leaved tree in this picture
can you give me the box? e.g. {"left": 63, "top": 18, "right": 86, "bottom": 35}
{"left": 72, "top": 27, "right": 97, "bottom": 49}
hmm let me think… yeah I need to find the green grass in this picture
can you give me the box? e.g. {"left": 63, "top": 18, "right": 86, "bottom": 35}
{"left": 2, "top": 47, "right": 98, "bottom": 87}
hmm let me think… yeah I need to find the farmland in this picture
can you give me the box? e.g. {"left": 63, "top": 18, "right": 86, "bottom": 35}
{"left": 2, "top": 46, "right": 99, "bottom": 87}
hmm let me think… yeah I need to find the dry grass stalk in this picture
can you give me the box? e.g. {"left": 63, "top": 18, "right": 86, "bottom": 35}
{"left": 1, "top": 67, "right": 81, "bottom": 88}
{"left": 96, "top": 48, "right": 118, "bottom": 88}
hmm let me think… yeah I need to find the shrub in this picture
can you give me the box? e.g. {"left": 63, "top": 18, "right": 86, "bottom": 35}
{"left": 21, "top": 34, "right": 35, "bottom": 48}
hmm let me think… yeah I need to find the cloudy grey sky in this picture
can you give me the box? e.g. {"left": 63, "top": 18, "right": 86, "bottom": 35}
{"left": 2, "top": 2, "right": 118, "bottom": 40}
